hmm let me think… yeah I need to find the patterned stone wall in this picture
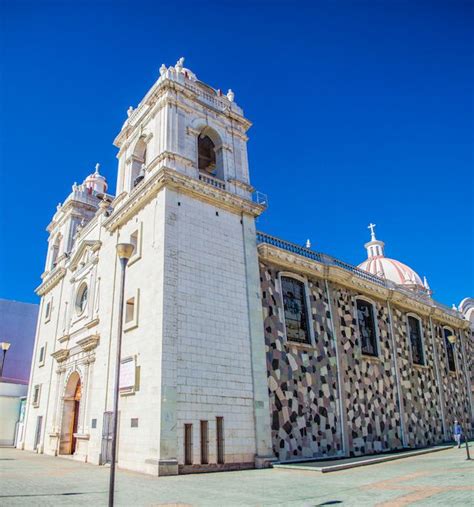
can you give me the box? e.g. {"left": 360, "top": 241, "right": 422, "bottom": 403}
{"left": 260, "top": 263, "right": 343, "bottom": 461}
{"left": 260, "top": 259, "right": 472, "bottom": 460}
{"left": 434, "top": 323, "right": 473, "bottom": 437}
{"left": 390, "top": 309, "right": 444, "bottom": 447}
{"left": 332, "top": 285, "right": 403, "bottom": 455}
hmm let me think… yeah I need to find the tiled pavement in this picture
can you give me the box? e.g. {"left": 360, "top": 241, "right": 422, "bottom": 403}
{"left": 0, "top": 446, "right": 473, "bottom": 506}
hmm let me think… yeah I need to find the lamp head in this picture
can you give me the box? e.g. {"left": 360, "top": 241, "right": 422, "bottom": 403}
{"left": 0, "top": 342, "right": 11, "bottom": 352}
{"left": 447, "top": 334, "right": 457, "bottom": 344}
{"left": 116, "top": 243, "right": 134, "bottom": 261}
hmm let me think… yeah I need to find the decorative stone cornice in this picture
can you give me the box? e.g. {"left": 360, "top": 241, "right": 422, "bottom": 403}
{"left": 146, "top": 151, "right": 195, "bottom": 172}
{"left": 85, "top": 318, "right": 99, "bottom": 329}
{"left": 104, "top": 167, "right": 265, "bottom": 232}
{"left": 36, "top": 267, "right": 66, "bottom": 296}
{"left": 51, "top": 348, "right": 70, "bottom": 363}
{"left": 258, "top": 243, "right": 468, "bottom": 329}
{"left": 58, "top": 334, "right": 70, "bottom": 343}
{"left": 227, "top": 178, "right": 254, "bottom": 193}
{"left": 77, "top": 334, "right": 100, "bottom": 352}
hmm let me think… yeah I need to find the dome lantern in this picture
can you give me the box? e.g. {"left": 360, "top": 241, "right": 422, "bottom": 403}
{"left": 84, "top": 163, "right": 108, "bottom": 195}
{"left": 358, "top": 224, "right": 430, "bottom": 295}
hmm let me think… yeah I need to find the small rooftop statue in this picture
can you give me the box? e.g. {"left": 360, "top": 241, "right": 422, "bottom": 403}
{"left": 227, "top": 89, "right": 235, "bottom": 102}
{"left": 175, "top": 57, "right": 185, "bottom": 71}
{"left": 127, "top": 106, "right": 134, "bottom": 117}
{"left": 159, "top": 64, "right": 167, "bottom": 77}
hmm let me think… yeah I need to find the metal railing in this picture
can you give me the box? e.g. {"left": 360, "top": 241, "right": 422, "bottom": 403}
{"left": 256, "top": 231, "right": 461, "bottom": 318}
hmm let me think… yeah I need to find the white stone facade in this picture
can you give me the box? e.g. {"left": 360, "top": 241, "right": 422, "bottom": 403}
{"left": 20, "top": 58, "right": 273, "bottom": 475}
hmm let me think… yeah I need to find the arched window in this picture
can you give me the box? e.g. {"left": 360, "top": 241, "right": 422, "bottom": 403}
{"left": 76, "top": 283, "right": 88, "bottom": 315}
{"left": 131, "top": 138, "right": 147, "bottom": 188}
{"left": 198, "top": 135, "right": 216, "bottom": 174}
{"left": 443, "top": 327, "right": 456, "bottom": 372}
{"left": 356, "top": 298, "right": 378, "bottom": 356}
{"left": 407, "top": 315, "right": 424, "bottom": 365}
{"left": 280, "top": 275, "right": 310, "bottom": 344}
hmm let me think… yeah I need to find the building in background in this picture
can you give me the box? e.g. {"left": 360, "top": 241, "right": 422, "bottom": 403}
{"left": 18, "top": 59, "right": 473, "bottom": 474}
{"left": 0, "top": 299, "right": 38, "bottom": 446}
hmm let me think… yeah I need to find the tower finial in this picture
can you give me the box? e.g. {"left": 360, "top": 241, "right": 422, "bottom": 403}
{"left": 368, "top": 223, "right": 376, "bottom": 241}
{"left": 95, "top": 163, "right": 100, "bottom": 175}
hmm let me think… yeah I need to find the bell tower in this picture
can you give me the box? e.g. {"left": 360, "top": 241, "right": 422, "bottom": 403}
{"left": 114, "top": 57, "right": 253, "bottom": 202}
{"left": 105, "top": 58, "right": 274, "bottom": 474}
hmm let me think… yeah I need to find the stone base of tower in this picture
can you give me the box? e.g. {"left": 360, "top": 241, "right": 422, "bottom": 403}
{"left": 255, "top": 454, "right": 277, "bottom": 469}
{"left": 144, "top": 458, "right": 179, "bottom": 476}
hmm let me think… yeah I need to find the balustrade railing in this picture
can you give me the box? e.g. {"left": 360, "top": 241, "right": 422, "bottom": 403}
{"left": 256, "top": 231, "right": 461, "bottom": 318}
{"left": 198, "top": 172, "right": 226, "bottom": 190}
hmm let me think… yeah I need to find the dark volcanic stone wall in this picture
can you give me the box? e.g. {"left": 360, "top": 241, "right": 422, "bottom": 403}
{"left": 260, "top": 264, "right": 342, "bottom": 461}
{"left": 259, "top": 259, "right": 472, "bottom": 460}
{"left": 391, "top": 309, "right": 444, "bottom": 446}
{"left": 332, "top": 286, "right": 403, "bottom": 455}
{"left": 434, "top": 323, "right": 472, "bottom": 436}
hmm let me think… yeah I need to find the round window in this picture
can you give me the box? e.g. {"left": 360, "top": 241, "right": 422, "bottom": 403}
{"left": 76, "top": 283, "right": 88, "bottom": 315}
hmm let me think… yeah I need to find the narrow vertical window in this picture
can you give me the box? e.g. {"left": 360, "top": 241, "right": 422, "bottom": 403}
{"left": 32, "top": 385, "right": 41, "bottom": 406}
{"left": 45, "top": 301, "right": 52, "bottom": 322}
{"left": 357, "top": 299, "right": 378, "bottom": 356}
{"left": 281, "top": 276, "right": 310, "bottom": 344}
{"left": 38, "top": 344, "right": 46, "bottom": 366}
{"left": 216, "top": 416, "right": 224, "bottom": 464}
{"left": 200, "top": 420, "right": 209, "bottom": 465}
{"left": 408, "top": 316, "right": 424, "bottom": 365}
{"left": 125, "top": 298, "right": 135, "bottom": 323}
{"left": 184, "top": 424, "right": 193, "bottom": 465}
{"left": 444, "top": 328, "right": 456, "bottom": 372}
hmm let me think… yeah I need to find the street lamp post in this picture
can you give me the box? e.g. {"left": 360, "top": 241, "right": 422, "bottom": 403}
{"left": 0, "top": 342, "right": 11, "bottom": 377}
{"left": 447, "top": 334, "right": 471, "bottom": 461}
{"left": 108, "top": 243, "right": 134, "bottom": 507}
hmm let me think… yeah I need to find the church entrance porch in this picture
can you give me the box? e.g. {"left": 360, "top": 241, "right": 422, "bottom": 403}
{"left": 59, "top": 372, "right": 81, "bottom": 455}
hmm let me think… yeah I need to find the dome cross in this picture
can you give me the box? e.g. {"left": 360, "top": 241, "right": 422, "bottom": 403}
{"left": 368, "top": 223, "right": 376, "bottom": 240}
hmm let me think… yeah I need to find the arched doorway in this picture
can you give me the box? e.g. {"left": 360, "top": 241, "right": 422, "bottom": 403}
{"left": 59, "top": 372, "right": 82, "bottom": 455}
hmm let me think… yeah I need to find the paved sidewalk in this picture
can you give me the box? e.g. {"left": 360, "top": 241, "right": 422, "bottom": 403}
{"left": 1, "top": 446, "right": 473, "bottom": 506}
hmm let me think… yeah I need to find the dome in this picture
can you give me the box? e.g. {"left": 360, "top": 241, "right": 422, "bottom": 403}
{"left": 358, "top": 256, "right": 424, "bottom": 289}
{"left": 84, "top": 163, "right": 108, "bottom": 194}
{"left": 357, "top": 224, "right": 430, "bottom": 294}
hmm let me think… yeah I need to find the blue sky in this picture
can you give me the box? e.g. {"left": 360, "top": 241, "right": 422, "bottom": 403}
{"left": 0, "top": 0, "right": 472, "bottom": 306}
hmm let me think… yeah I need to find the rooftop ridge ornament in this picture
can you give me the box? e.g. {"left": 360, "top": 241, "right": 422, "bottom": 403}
{"left": 94, "top": 163, "right": 100, "bottom": 175}
{"left": 368, "top": 223, "right": 376, "bottom": 241}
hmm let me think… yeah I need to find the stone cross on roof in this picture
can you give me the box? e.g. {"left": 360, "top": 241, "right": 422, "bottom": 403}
{"left": 368, "top": 223, "right": 376, "bottom": 241}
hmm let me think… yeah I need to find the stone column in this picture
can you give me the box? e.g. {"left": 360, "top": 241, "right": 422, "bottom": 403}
{"left": 241, "top": 214, "right": 275, "bottom": 467}
{"left": 387, "top": 301, "right": 407, "bottom": 448}
{"left": 324, "top": 280, "right": 350, "bottom": 457}
{"left": 78, "top": 358, "right": 91, "bottom": 434}
{"left": 429, "top": 315, "right": 448, "bottom": 440}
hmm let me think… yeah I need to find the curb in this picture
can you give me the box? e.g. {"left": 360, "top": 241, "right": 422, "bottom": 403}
{"left": 273, "top": 445, "right": 454, "bottom": 473}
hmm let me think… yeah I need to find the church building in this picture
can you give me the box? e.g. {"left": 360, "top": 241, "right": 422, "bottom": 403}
{"left": 19, "top": 58, "right": 473, "bottom": 475}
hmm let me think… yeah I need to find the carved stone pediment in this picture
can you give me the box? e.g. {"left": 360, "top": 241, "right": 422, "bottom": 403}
{"left": 69, "top": 240, "right": 102, "bottom": 272}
